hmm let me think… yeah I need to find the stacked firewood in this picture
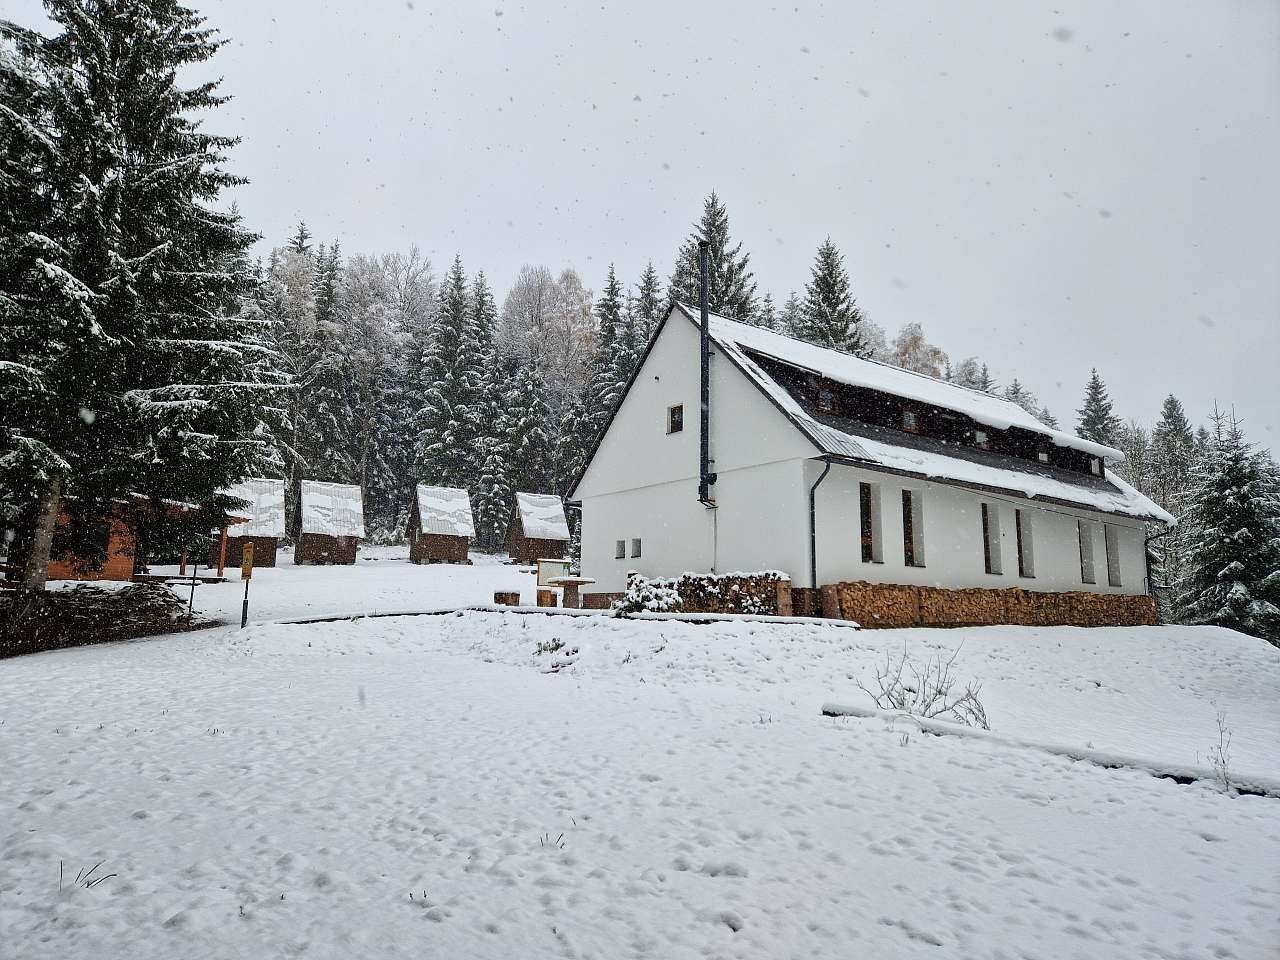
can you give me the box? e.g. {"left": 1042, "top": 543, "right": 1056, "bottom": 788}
{"left": 831, "top": 581, "right": 1157, "bottom": 629}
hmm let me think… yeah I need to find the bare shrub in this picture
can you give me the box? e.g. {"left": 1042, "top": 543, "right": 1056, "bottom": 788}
{"left": 1207, "top": 709, "right": 1233, "bottom": 792}
{"left": 857, "top": 647, "right": 990, "bottom": 730}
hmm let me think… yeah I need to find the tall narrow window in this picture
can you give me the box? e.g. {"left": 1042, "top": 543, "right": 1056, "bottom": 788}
{"left": 1015, "top": 509, "right": 1035, "bottom": 578}
{"left": 981, "top": 503, "right": 1002, "bottom": 575}
{"left": 1104, "top": 524, "right": 1122, "bottom": 587}
{"left": 631, "top": 538, "right": 642, "bottom": 559}
{"left": 859, "top": 482, "right": 882, "bottom": 563}
{"left": 615, "top": 539, "right": 626, "bottom": 560}
{"left": 902, "top": 490, "right": 925, "bottom": 567}
{"left": 1078, "top": 520, "right": 1096, "bottom": 584}
{"left": 667, "top": 404, "right": 684, "bottom": 434}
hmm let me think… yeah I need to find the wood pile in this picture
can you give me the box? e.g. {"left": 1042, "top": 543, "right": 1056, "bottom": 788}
{"left": 830, "top": 581, "right": 1157, "bottom": 629}
{"left": 1, "top": 583, "right": 204, "bottom": 659}
{"left": 493, "top": 591, "right": 520, "bottom": 606}
{"left": 660, "top": 572, "right": 792, "bottom": 616}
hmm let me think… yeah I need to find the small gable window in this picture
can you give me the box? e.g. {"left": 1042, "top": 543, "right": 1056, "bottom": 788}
{"left": 901, "top": 409, "right": 921, "bottom": 433}
{"left": 1089, "top": 457, "right": 1102, "bottom": 476}
{"left": 667, "top": 404, "right": 684, "bottom": 434}
{"left": 1038, "top": 451, "right": 1050, "bottom": 464}
{"left": 817, "top": 385, "right": 835, "bottom": 413}
{"left": 973, "top": 429, "right": 990, "bottom": 450}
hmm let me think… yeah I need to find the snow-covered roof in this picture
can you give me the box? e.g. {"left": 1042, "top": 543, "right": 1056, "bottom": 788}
{"left": 674, "top": 305, "right": 1173, "bottom": 526}
{"left": 299, "top": 481, "right": 365, "bottom": 538}
{"left": 225, "top": 478, "right": 286, "bottom": 538}
{"left": 415, "top": 485, "right": 476, "bottom": 539}
{"left": 678, "top": 303, "right": 1125, "bottom": 462}
{"left": 515, "top": 492, "right": 570, "bottom": 541}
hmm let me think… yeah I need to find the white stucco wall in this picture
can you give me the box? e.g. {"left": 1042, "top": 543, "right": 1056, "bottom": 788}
{"left": 576, "top": 311, "right": 814, "bottom": 593}
{"left": 807, "top": 460, "right": 1150, "bottom": 595}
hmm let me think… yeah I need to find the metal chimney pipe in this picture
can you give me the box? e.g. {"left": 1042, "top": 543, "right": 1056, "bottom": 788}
{"left": 698, "top": 240, "right": 714, "bottom": 505}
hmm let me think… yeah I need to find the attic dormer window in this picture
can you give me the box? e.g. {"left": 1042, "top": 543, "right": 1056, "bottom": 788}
{"left": 817, "top": 385, "right": 835, "bottom": 413}
{"left": 901, "top": 409, "right": 920, "bottom": 433}
{"left": 1090, "top": 457, "right": 1102, "bottom": 476}
{"left": 973, "top": 429, "right": 990, "bottom": 450}
{"left": 1038, "top": 451, "right": 1050, "bottom": 464}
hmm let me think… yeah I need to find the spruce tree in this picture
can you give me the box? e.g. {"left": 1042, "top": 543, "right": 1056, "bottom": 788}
{"left": 791, "top": 238, "right": 867, "bottom": 355}
{"left": 632, "top": 262, "right": 663, "bottom": 344}
{"left": 1174, "top": 412, "right": 1280, "bottom": 645}
{"left": 504, "top": 361, "right": 554, "bottom": 495}
{"left": 287, "top": 221, "right": 312, "bottom": 255}
{"left": 415, "top": 256, "right": 477, "bottom": 488}
{"left": 0, "top": 2, "right": 281, "bottom": 588}
{"left": 596, "top": 265, "right": 624, "bottom": 356}
{"left": 757, "top": 293, "right": 779, "bottom": 332}
{"left": 780, "top": 291, "right": 802, "bottom": 336}
{"left": 666, "top": 192, "right": 758, "bottom": 322}
{"left": 1151, "top": 395, "right": 1196, "bottom": 514}
{"left": 1076, "top": 369, "right": 1121, "bottom": 446}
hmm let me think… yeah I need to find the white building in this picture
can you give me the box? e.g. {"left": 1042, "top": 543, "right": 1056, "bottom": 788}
{"left": 571, "top": 303, "right": 1173, "bottom": 602}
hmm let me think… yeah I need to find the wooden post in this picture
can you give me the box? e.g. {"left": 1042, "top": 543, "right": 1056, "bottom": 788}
{"left": 217, "top": 527, "right": 228, "bottom": 578}
{"left": 179, "top": 548, "right": 188, "bottom": 576}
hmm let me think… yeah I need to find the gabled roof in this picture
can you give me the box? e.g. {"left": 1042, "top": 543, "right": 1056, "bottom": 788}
{"left": 569, "top": 302, "right": 1172, "bottom": 525}
{"left": 225, "top": 478, "right": 286, "bottom": 538}
{"left": 515, "top": 492, "right": 570, "bottom": 540}
{"left": 679, "top": 304, "right": 1173, "bottom": 525}
{"left": 415, "top": 485, "right": 475, "bottom": 538}
{"left": 299, "top": 481, "right": 365, "bottom": 538}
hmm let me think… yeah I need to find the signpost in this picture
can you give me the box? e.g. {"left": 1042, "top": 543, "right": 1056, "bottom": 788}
{"left": 240, "top": 541, "right": 254, "bottom": 628}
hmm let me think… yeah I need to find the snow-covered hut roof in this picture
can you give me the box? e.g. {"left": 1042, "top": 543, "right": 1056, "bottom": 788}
{"left": 671, "top": 304, "right": 1174, "bottom": 526}
{"left": 414, "top": 485, "right": 475, "bottom": 539}
{"left": 298, "top": 481, "right": 365, "bottom": 538}
{"left": 225, "top": 478, "right": 286, "bottom": 538}
{"left": 515, "top": 492, "right": 570, "bottom": 541}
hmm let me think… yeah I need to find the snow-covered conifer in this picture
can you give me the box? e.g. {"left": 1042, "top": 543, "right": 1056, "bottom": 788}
{"left": 791, "top": 238, "right": 867, "bottom": 356}
{"left": 1076, "top": 369, "right": 1121, "bottom": 446}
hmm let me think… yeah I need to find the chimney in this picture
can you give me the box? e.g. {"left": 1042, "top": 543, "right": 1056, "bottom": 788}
{"left": 698, "top": 240, "right": 716, "bottom": 505}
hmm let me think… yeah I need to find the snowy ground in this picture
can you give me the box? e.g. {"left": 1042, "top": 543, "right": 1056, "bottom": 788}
{"left": 139, "top": 544, "right": 537, "bottom": 623}
{"left": 4, "top": 557, "right": 1279, "bottom": 958}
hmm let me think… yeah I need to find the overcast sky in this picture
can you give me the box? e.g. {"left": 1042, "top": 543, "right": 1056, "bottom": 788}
{"left": 13, "top": 0, "right": 1280, "bottom": 448}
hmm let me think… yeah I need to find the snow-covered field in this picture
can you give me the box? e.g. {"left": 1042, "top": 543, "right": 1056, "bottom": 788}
{"left": 4, "top": 554, "right": 1279, "bottom": 958}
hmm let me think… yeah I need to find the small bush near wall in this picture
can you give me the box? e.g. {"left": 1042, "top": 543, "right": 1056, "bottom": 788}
{"left": 0, "top": 584, "right": 206, "bottom": 659}
{"left": 614, "top": 571, "right": 793, "bottom": 616}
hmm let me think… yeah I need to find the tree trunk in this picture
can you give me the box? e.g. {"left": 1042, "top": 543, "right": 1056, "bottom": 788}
{"left": 20, "top": 475, "right": 61, "bottom": 593}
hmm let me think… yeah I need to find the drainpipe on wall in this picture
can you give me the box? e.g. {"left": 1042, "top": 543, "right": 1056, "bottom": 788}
{"left": 697, "top": 239, "right": 717, "bottom": 507}
{"left": 808, "top": 457, "right": 834, "bottom": 589}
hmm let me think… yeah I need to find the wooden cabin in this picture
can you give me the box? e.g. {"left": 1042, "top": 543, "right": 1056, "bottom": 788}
{"left": 208, "top": 478, "right": 286, "bottom": 569}
{"left": 295, "top": 481, "right": 365, "bottom": 565}
{"left": 408, "top": 485, "right": 475, "bottom": 564}
{"left": 46, "top": 502, "right": 139, "bottom": 581}
{"left": 10, "top": 495, "right": 221, "bottom": 583}
{"left": 509, "top": 492, "right": 570, "bottom": 565}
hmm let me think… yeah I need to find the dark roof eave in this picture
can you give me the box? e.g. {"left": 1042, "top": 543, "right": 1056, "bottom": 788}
{"left": 817, "top": 451, "right": 1168, "bottom": 525}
